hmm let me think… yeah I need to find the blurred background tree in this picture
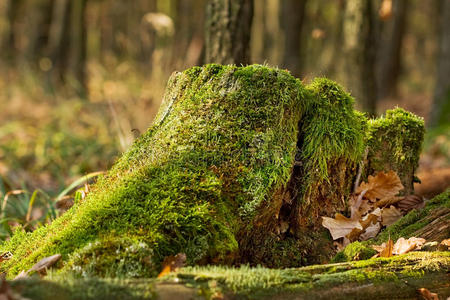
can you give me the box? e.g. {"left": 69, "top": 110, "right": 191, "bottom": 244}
{"left": 0, "top": 0, "right": 448, "bottom": 238}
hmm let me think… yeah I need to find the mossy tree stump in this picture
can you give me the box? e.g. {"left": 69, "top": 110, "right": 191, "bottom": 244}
{"left": 0, "top": 65, "right": 424, "bottom": 278}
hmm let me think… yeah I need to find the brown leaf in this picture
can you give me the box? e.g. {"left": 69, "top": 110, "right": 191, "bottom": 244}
{"left": 13, "top": 271, "right": 28, "bottom": 281}
{"left": 375, "top": 196, "right": 403, "bottom": 208}
{"left": 393, "top": 237, "right": 426, "bottom": 255}
{"left": 356, "top": 171, "right": 403, "bottom": 202}
{"left": 360, "top": 222, "right": 381, "bottom": 241}
{"left": 29, "top": 254, "right": 62, "bottom": 275}
{"left": 417, "top": 288, "right": 439, "bottom": 300}
{"left": 396, "top": 195, "right": 425, "bottom": 213}
{"left": 322, "top": 214, "right": 362, "bottom": 240}
{"left": 157, "top": 253, "right": 186, "bottom": 278}
{"left": 0, "top": 252, "right": 12, "bottom": 263}
{"left": 441, "top": 238, "right": 450, "bottom": 247}
{"left": 381, "top": 206, "right": 403, "bottom": 226}
{"left": 358, "top": 200, "right": 373, "bottom": 216}
{"left": 380, "top": 239, "right": 394, "bottom": 257}
{"left": 371, "top": 243, "right": 386, "bottom": 253}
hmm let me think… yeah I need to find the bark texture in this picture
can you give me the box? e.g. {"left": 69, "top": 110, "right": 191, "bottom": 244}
{"left": 430, "top": 0, "right": 450, "bottom": 127}
{"left": 281, "top": 0, "right": 307, "bottom": 77}
{"left": 205, "top": 0, "right": 253, "bottom": 65}
{"left": 377, "top": 0, "right": 408, "bottom": 99}
{"left": 342, "top": 0, "right": 377, "bottom": 116}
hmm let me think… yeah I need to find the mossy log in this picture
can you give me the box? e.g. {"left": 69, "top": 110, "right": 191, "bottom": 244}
{"left": 8, "top": 252, "right": 450, "bottom": 300}
{"left": 0, "top": 65, "right": 425, "bottom": 278}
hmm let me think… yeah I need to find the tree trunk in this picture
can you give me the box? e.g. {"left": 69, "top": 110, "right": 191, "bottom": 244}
{"left": 205, "top": 0, "right": 253, "bottom": 65}
{"left": 280, "top": 0, "right": 307, "bottom": 77}
{"left": 47, "top": 0, "right": 70, "bottom": 82}
{"left": 0, "top": 65, "right": 424, "bottom": 279}
{"left": 429, "top": 0, "right": 450, "bottom": 127}
{"left": 21, "top": 0, "right": 52, "bottom": 64}
{"left": 342, "top": 0, "right": 378, "bottom": 116}
{"left": 0, "top": 0, "right": 22, "bottom": 62}
{"left": 67, "top": 0, "right": 88, "bottom": 95}
{"left": 377, "top": 0, "right": 408, "bottom": 99}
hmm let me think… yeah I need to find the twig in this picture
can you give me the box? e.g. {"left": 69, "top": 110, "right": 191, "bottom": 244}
{"left": 353, "top": 147, "right": 369, "bottom": 193}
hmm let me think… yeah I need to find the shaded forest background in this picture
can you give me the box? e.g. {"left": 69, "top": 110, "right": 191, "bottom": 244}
{"left": 0, "top": 0, "right": 448, "bottom": 239}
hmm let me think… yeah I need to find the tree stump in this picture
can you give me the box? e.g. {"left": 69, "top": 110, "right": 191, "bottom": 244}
{"left": 0, "top": 65, "right": 425, "bottom": 278}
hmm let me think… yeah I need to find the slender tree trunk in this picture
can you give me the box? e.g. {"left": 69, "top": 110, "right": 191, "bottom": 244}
{"left": 67, "top": 0, "right": 87, "bottom": 95}
{"left": 21, "top": 0, "right": 52, "bottom": 63}
{"left": 47, "top": 0, "right": 70, "bottom": 80}
{"left": 430, "top": 0, "right": 450, "bottom": 127}
{"left": 327, "top": 0, "right": 345, "bottom": 77}
{"left": 377, "top": 0, "right": 408, "bottom": 99}
{"left": 205, "top": 0, "right": 253, "bottom": 65}
{"left": 342, "top": 0, "right": 377, "bottom": 116}
{"left": 281, "top": 0, "right": 307, "bottom": 77}
{"left": 2, "top": 0, "right": 22, "bottom": 62}
{"left": 0, "top": 1, "right": 10, "bottom": 58}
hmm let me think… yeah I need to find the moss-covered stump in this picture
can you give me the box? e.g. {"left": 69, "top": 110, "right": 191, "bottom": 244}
{"left": 366, "top": 108, "right": 424, "bottom": 195}
{"left": 0, "top": 65, "right": 425, "bottom": 278}
{"left": 8, "top": 252, "right": 450, "bottom": 300}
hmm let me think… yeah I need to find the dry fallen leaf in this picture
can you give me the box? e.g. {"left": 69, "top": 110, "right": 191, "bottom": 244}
{"left": 30, "top": 254, "right": 62, "bottom": 275}
{"left": 360, "top": 222, "right": 381, "bottom": 241}
{"left": 393, "top": 237, "right": 426, "bottom": 255}
{"left": 321, "top": 214, "right": 363, "bottom": 240}
{"left": 375, "top": 196, "right": 403, "bottom": 208}
{"left": 13, "top": 271, "right": 28, "bottom": 281}
{"left": 380, "top": 239, "right": 394, "bottom": 258}
{"left": 381, "top": 206, "right": 403, "bottom": 226}
{"left": 396, "top": 194, "right": 425, "bottom": 213}
{"left": 438, "top": 239, "right": 450, "bottom": 251}
{"left": 0, "top": 252, "right": 12, "bottom": 263}
{"left": 356, "top": 171, "right": 403, "bottom": 202}
{"left": 417, "top": 288, "right": 439, "bottom": 300}
{"left": 157, "top": 253, "right": 186, "bottom": 278}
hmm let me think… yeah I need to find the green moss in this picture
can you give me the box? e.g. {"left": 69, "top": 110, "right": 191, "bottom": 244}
{"left": 300, "top": 78, "right": 367, "bottom": 200}
{"left": 332, "top": 241, "right": 377, "bottom": 263}
{"left": 0, "top": 64, "right": 308, "bottom": 278}
{"left": 10, "top": 276, "right": 157, "bottom": 300}
{"left": 0, "top": 65, "right": 427, "bottom": 280}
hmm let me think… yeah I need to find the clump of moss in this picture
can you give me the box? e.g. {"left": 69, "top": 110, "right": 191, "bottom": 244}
{"left": 0, "top": 64, "right": 308, "bottom": 277}
{"left": 332, "top": 241, "right": 377, "bottom": 263}
{"left": 367, "top": 108, "right": 425, "bottom": 194}
{"left": 0, "top": 65, "right": 428, "bottom": 279}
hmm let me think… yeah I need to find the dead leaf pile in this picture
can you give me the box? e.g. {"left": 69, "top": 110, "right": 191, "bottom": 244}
{"left": 371, "top": 237, "right": 426, "bottom": 258}
{"left": 322, "top": 171, "right": 425, "bottom": 247}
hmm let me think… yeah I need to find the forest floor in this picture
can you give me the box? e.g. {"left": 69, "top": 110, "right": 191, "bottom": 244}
{"left": 0, "top": 65, "right": 448, "bottom": 299}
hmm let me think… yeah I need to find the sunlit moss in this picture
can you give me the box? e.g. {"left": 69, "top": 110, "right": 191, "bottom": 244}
{"left": 0, "top": 65, "right": 427, "bottom": 279}
{"left": 0, "top": 64, "right": 307, "bottom": 278}
{"left": 367, "top": 108, "right": 425, "bottom": 193}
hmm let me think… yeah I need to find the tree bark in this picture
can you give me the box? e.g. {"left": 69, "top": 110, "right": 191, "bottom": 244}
{"left": 377, "top": 0, "right": 408, "bottom": 99}
{"left": 429, "top": 0, "right": 450, "bottom": 127}
{"left": 205, "top": 0, "right": 253, "bottom": 65}
{"left": 342, "top": 0, "right": 378, "bottom": 116}
{"left": 280, "top": 0, "right": 307, "bottom": 77}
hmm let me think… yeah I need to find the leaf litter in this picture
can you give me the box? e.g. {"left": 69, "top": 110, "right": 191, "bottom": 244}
{"left": 322, "top": 171, "right": 425, "bottom": 248}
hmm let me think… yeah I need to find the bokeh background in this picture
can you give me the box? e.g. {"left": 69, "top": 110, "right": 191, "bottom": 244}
{"left": 0, "top": 0, "right": 448, "bottom": 239}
